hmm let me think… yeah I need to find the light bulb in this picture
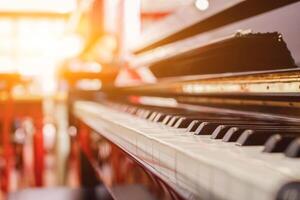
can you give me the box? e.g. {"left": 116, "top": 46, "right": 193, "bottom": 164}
{"left": 195, "top": 0, "right": 209, "bottom": 11}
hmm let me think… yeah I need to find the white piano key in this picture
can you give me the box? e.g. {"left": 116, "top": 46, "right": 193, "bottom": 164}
{"left": 75, "top": 101, "right": 300, "bottom": 200}
{"left": 212, "top": 168, "right": 230, "bottom": 200}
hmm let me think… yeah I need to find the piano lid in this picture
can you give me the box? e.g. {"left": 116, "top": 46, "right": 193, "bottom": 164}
{"left": 133, "top": 0, "right": 299, "bottom": 54}
{"left": 148, "top": 32, "right": 296, "bottom": 78}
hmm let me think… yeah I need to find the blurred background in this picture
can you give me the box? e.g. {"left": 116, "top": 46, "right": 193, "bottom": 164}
{"left": 0, "top": 0, "right": 207, "bottom": 93}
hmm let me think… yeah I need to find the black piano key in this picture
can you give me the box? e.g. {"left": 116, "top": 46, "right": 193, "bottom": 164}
{"left": 146, "top": 112, "right": 154, "bottom": 120}
{"left": 142, "top": 110, "right": 152, "bottom": 119}
{"left": 173, "top": 117, "right": 186, "bottom": 128}
{"left": 195, "top": 121, "right": 279, "bottom": 137}
{"left": 174, "top": 118, "right": 194, "bottom": 128}
{"left": 153, "top": 113, "right": 166, "bottom": 122}
{"left": 170, "top": 117, "right": 185, "bottom": 127}
{"left": 285, "top": 138, "right": 300, "bottom": 158}
{"left": 143, "top": 110, "right": 152, "bottom": 119}
{"left": 194, "top": 121, "right": 255, "bottom": 135}
{"left": 236, "top": 130, "right": 275, "bottom": 146}
{"left": 167, "top": 116, "right": 181, "bottom": 126}
{"left": 223, "top": 124, "right": 300, "bottom": 143}
{"left": 263, "top": 134, "right": 297, "bottom": 153}
{"left": 222, "top": 127, "right": 245, "bottom": 142}
{"left": 194, "top": 122, "right": 218, "bottom": 135}
{"left": 140, "top": 110, "right": 149, "bottom": 119}
{"left": 162, "top": 115, "right": 172, "bottom": 125}
{"left": 148, "top": 112, "right": 158, "bottom": 121}
{"left": 186, "top": 120, "right": 200, "bottom": 132}
{"left": 211, "top": 125, "right": 232, "bottom": 139}
{"left": 276, "top": 182, "right": 300, "bottom": 200}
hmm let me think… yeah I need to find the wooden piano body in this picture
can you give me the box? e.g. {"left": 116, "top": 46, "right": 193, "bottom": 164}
{"left": 68, "top": 1, "right": 300, "bottom": 199}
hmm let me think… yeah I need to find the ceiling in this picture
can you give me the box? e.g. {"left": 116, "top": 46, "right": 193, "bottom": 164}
{"left": 141, "top": 0, "right": 194, "bottom": 13}
{"left": 0, "top": 0, "right": 77, "bottom": 13}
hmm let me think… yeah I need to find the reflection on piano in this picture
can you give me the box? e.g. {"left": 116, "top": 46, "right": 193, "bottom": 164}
{"left": 71, "top": 1, "right": 300, "bottom": 199}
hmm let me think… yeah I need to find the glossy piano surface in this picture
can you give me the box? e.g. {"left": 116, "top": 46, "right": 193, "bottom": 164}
{"left": 69, "top": 1, "right": 300, "bottom": 199}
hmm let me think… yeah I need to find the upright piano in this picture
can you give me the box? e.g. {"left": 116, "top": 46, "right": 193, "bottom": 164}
{"left": 72, "top": 1, "right": 300, "bottom": 199}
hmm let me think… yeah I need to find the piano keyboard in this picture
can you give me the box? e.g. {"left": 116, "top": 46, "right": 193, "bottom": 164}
{"left": 74, "top": 100, "right": 300, "bottom": 200}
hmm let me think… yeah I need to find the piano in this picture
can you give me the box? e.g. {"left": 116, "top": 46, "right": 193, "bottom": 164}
{"left": 71, "top": 1, "right": 300, "bottom": 199}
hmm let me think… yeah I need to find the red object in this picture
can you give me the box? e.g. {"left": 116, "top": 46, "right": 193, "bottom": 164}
{"left": 0, "top": 73, "right": 45, "bottom": 192}
{"left": 0, "top": 98, "right": 45, "bottom": 190}
{"left": 1, "top": 84, "right": 14, "bottom": 192}
{"left": 78, "top": 122, "right": 92, "bottom": 158}
{"left": 33, "top": 118, "right": 44, "bottom": 187}
{"left": 141, "top": 11, "right": 171, "bottom": 19}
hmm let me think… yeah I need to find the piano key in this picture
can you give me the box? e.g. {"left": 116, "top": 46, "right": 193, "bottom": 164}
{"left": 222, "top": 127, "right": 245, "bottom": 142}
{"left": 148, "top": 112, "right": 158, "bottom": 121}
{"left": 225, "top": 124, "right": 300, "bottom": 143}
{"left": 135, "top": 109, "right": 145, "bottom": 117}
{"left": 126, "top": 106, "right": 138, "bottom": 114}
{"left": 172, "top": 117, "right": 195, "bottom": 129}
{"left": 236, "top": 129, "right": 300, "bottom": 146}
{"left": 173, "top": 117, "right": 187, "bottom": 128}
{"left": 263, "top": 134, "right": 297, "bottom": 153}
{"left": 276, "top": 182, "right": 300, "bottom": 200}
{"left": 167, "top": 116, "right": 181, "bottom": 126}
{"left": 211, "top": 125, "right": 232, "bottom": 139}
{"left": 236, "top": 130, "right": 276, "bottom": 146}
{"left": 172, "top": 117, "right": 187, "bottom": 128}
{"left": 193, "top": 120, "right": 280, "bottom": 137}
{"left": 193, "top": 121, "right": 268, "bottom": 136}
{"left": 194, "top": 122, "right": 218, "bottom": 135}
{"left": 142, "top": 110, "right": 152, "bottom": 119}
{"left": 76, "top": 101, "right": 300, "bottom": 200}
{"left": 153, "top": 113, "right": 167, "bottom": 122}
{"left": 186, "top": 120, "right": 201, "bottom": 132}
{"left": 285, "top": 138, "right": 300, "bottom": 158}
{"left": 162, "top": 115, "right": 173, "bottom": 125}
